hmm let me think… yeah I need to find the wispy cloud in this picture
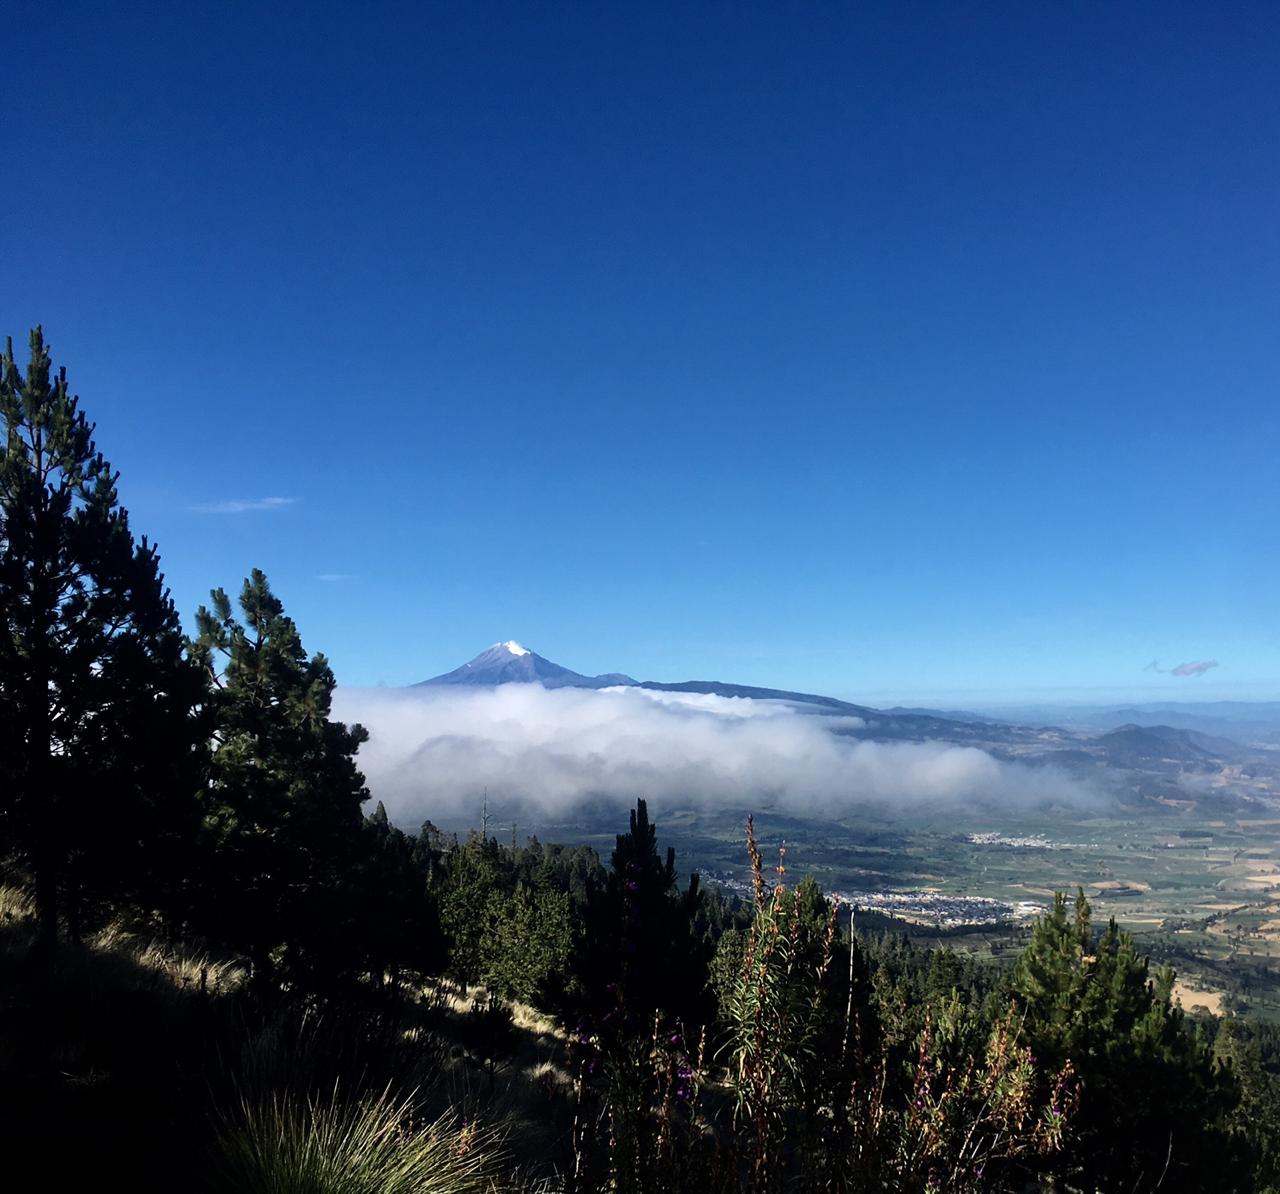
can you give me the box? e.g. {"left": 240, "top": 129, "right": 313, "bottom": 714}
{"left": 317, "top": 572, "right": 354, "bottom": 583}
{"left": 1171, "top": 660, "right": 1219, "bottom": 677}
{"left": 333, "top": 684, "right": 1101, "bottom": 825}
{"left": 189, "top": 496, "right": 298, "bottom": 515}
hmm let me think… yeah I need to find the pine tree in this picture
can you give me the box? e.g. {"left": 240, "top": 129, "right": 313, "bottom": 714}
{"left": 1013, "top": 888, "right": 1245, "bottom": 1191}
{"left": 191, "top": 568, "right": 370, "bottom": 989}
{"left": 1010, "top": 888, "right": 1091, "bottom": 1053}
{"left": 482, "top": 881, "right": 572, "bottom": 1004}
{"left": 0, "top": 328, "right": 204, "bottom": 952}
{"left": 568, "top": 799, "right": 711, "bottom": 1039}
{"left": 438, "top": 832, "right": 503, "bottom": 992}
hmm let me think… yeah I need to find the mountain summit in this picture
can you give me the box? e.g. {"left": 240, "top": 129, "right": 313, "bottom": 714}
{"left": 412, "top": 643, "right": 872, "bottom": 713}
{"left": 414, "top": 641, "right": 635, "bottom": 689}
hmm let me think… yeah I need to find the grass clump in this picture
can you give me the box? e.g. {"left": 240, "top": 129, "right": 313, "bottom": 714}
{"left": 211, "top": 1084, "right": 504, "bottom": 1194}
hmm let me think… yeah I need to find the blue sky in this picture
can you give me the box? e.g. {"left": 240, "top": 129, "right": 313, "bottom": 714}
{"left": 4, "top": 1, "right": 1277, "bottom": 704}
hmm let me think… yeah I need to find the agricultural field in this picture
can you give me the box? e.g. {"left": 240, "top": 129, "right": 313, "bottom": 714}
{"left": 527, "top": 799, "right": 1280, "bottom": 1020}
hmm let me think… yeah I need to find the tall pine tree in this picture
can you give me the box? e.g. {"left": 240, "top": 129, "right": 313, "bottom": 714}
{"left": 0, "top": 328, "right": 203, "bottom": 952}
{"left": 191, "top": 569, "right": 370, "bottom": 990}
{"left": 567, "top": 799, "right": 711, "bottom": 1039}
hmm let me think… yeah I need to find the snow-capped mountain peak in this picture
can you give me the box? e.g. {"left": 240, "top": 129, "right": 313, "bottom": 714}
{"left": 414, "top": 642, "right": 635, "bottom": 689}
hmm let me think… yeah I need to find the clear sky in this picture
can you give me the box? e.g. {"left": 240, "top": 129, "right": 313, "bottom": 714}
{"left": 4, "top": 2, "right": 1277, "bottom": 704}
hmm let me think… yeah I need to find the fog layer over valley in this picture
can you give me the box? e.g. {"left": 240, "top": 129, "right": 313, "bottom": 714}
{"left": 335, "top": 682, "right": 1100, "bottom": 824}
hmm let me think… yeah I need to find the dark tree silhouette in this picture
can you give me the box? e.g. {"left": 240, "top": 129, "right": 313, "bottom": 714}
{"left": 190, "top": 568, "right": 370, "bottom": 990}
{"left": 0, "top": 327, "right": 203, "bottom": 953}
{"left": 567, "top": 799, "right": 712, "bottom": 1042}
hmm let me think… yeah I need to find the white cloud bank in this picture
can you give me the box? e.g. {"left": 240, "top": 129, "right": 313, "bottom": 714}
{"left": 333, "top": 683, "right": 1098, "bottom": 824}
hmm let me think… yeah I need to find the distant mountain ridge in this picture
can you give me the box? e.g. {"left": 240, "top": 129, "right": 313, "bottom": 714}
{"left": 635, "top": 678, "right": 874, "bottom": 716}
{"left": 1095, "top": 723, "right": 1253, "bottom": 766}
{"left": 969, "top": 701, "right": 1280, "bottom": 746}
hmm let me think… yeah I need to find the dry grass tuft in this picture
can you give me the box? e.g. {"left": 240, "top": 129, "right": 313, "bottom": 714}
{"left": 212, "top": 1084, "right": 508, "bottom": 1193}
{"left": 0, "top": 884, "right": 34, "bottom": 926}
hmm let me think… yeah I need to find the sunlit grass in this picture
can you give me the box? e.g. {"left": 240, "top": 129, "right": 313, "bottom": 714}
{"left": 89, "top": 923, "right": 247, "bottom": 996}
{"left": 0, "top": 883, "right": 34, "bottom": 926}
{"left": 211, "top": 1084, "right": 506, "bottom": 1194}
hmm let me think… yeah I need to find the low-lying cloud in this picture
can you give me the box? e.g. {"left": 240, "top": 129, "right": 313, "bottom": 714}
{"left": 333, "top": 683, "right": 1096, "bottom": 825}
